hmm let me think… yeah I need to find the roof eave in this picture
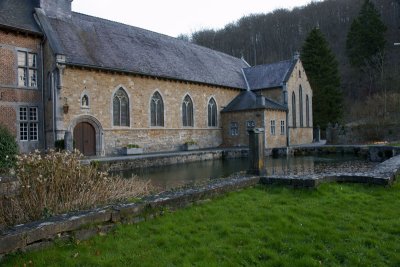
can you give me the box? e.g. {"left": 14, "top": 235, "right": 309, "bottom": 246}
{"left": 0, "top": 24, "right": 42, "bottom": 36}
{"left": 62, "top": 61, "right": 247, "bottom": 91}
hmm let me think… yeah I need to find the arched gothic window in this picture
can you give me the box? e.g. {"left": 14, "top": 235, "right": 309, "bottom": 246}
{"left": 292, "top": 92, "right": 296, "bottom": 127}
{"left": 299, "top": 86, "right": 303, "bottom": 127}
{"left": 113, "top": 88, "right": 129, "bottom": 126}
{"left": 208, "top": 98, "right": 217, "bottom": 127}
{"left": 306, "top": 95, "right": 310, "bottom": 127}
{"left": 150, "top": 91, "right": 164, "bottom": 127}
{"left": 182, "top": 95, "right": 193, "bottom": 127}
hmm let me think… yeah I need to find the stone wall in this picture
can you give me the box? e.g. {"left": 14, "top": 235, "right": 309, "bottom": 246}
{"left": 0, "top": 30, "right": 43, "bottom": 153}
{"left": 326, "top": 123, "right": 400, "bottom": 145}
{"left": 221, "top": 110, "right": 265, "bottom": 148}
{"left": 59, "top": 68, "right": 241, "bottom": 154}
{"left": 289, "top": 127, "right": 313, "bottom": 145}
{"left": 221, "top": 109, "right": 287, "bottom": 149}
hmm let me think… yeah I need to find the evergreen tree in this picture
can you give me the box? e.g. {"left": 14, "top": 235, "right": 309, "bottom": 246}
{"left": 301, "top": 28, "right": 343, "bottom": 129}
{"left": 346, "top": 0, "right": 387, "bottom": 70}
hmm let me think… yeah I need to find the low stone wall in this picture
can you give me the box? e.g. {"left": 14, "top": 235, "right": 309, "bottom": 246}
{"left": 92, "top": 149, "right": 249, "bottom": 172}
{"left": 91, "top": 145, "right": 399, "bottom": 172}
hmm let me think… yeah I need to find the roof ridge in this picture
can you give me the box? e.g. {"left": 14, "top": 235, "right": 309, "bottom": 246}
{"left": 71, "top": 12, "right": 245, "bottom": 64}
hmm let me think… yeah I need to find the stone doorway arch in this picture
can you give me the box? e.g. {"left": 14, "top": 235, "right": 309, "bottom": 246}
{"left": 67, "top": 115, "right": 104, "bottom": 156}
{"left": 74, "top": 122, "right": 96, "bottom": 156}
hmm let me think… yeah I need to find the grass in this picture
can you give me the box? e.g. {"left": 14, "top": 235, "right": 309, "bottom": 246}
{"left": 2, "top": 181, "right": 400, "bottom": 266}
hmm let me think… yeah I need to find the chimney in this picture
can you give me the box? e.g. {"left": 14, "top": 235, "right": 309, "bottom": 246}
{"left": 256, "top": 94, "right": 265, "bottom": 106}
{"left": 40, "top": 0, "right": 73, "bottom": 18}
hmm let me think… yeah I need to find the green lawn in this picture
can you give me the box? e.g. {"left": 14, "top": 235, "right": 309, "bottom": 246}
{"left": 2, "top": 181, "right": 400, "bottom": 267}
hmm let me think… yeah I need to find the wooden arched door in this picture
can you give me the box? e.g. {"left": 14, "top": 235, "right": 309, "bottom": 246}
{"left": 73, "top": 122, "right": 96, "bottom": 156}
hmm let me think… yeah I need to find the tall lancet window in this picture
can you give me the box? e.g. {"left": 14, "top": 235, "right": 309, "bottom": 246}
{"left": 292, "top": 92, "right": 296, "bottom": 127}
{"left": 113, "top": 88, "right": 129, "bottom": 126}
{"left": 182, "top": 95, "right": 194, "bottom": 127}
{"left": 151, "top": 91, "right": 164, "bottom": 126}
{"left": 208, "top": 98, "right": 217, "bottom": 127}
{"left": 299, "top": 86, "right": 303, "bottom": 127}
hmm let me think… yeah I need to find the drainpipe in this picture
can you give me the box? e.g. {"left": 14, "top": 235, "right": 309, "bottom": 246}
{"left": 283, "top": 83, "right": 290, "bottom": 148}
{"left": 51, "top": 72, "right": 55, "bottom": 145}
{"left": 40, "top": 37, "right": 46, "bottom": 149}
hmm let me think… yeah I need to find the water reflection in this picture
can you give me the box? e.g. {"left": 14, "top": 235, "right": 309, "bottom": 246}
{"left": 114, "top": 155, "right": 376, "bottom": 191}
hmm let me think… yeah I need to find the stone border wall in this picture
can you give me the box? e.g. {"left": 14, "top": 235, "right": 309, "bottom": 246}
{"left": 94, "top": 145, "right": 400, "bottom": 172}
{"left": 1, "top": 149, "right": 400, "bottom": 258}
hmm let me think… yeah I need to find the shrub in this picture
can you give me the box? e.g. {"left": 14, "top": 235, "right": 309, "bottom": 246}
{"left": 184, "top": 139, "right": 197, "bottom": 145}
{"left": 126, "top": 144, "right": 140, "bottom": 148}
{"left": 0, "top": 124, "right": 18, "bottom": 173}
{"left": 0, "top": 150, "right": 150, "bottom": 227}
{"left": 54, "top": 139, "right": 65, "bottom": 151}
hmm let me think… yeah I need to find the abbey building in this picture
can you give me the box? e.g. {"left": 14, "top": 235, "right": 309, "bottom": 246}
{"left": 0, "top": 0, "right": 313, "bottom": 156}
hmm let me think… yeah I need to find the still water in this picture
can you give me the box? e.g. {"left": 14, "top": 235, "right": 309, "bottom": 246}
{"left": 115, "top": 155, "right": 377, "bottom": 190}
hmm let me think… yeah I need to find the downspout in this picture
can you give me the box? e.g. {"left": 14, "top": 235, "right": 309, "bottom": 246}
{"left": 283, "top": 82, "right": 289, "bottom": 148}
{"left": 40, "top": 37, "right": 46, "bottom": 149}
{"left": 52, "top": 72, "right": 56, "bottom": 144}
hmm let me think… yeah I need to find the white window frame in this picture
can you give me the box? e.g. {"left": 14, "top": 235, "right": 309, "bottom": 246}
{"left": 280, "top": 120, "right": 285, "bottom": 135}
{"left": 230, "top": 122, "right": 239, "bottom": 136}
{"left": 19, "top": 106, "right": 38, "bottom": 141}
{"left": 18, "top": 51, "right": 38, "bottom": 88}
{"left": 271, "top": 120, "right": 276, "bottom": 136}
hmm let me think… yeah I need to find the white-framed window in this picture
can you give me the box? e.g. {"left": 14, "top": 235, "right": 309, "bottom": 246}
{"left": 230, "top": 122, "right": 238, "bottom": 136}
{"left": 280, "top": 120, "right": 285, "bottom": 135}
{"left": 18, "top": 51, "right": 37, "bottom": 88}
{"left": 271, "top": 120, "right": 276, "bottom": 136}
{"left": 19, "top": 107, "right": 38, "bottom": 141}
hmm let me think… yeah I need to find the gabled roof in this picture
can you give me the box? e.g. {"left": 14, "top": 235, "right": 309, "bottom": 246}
{"left": 221, "top": 91, "right": 287, "bottom": 113}
{"left": 35, "top": 11, "right": 249, "bottom": 89}
{"left": 0, "top": 0, "right": 42, "bottom": 34}
{"left": 243, "top": 59, "right": 297, "bottom": 90}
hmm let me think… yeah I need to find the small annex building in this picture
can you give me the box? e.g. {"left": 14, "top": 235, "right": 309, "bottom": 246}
{"left": 0, "top": 0, "right": 313, "bottom": 156}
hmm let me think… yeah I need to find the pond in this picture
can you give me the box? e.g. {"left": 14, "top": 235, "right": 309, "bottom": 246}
{"left": 114, "top": 155, "right": 378, "bottom": 191}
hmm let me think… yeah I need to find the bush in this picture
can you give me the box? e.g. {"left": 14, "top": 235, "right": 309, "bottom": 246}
{"left": 0, "top": 150, "right": 151, "bottom": 227}
{"left": 54, "top": 139, "right": 65, "bottom": 151}
{"left": 0, "top": 124, "right": 18, "bottom": 173}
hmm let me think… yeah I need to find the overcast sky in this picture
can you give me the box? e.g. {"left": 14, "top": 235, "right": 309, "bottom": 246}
{"left": 72, "top": 0, "right": 320, "bottom": 37}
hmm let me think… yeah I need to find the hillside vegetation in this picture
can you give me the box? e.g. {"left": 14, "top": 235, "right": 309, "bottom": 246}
{"left": 183, "top": 0, "right": 400, "bottom": 126}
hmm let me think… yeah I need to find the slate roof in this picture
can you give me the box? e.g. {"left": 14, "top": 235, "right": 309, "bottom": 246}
{"left": 221, "top": 91, "right": 287, "bottom": 113}
{"left": 243, "top": 59, "right": 297, "bottom": 90}
{"left": 35, "top": 11, "right": 249, "bottom": 89}
{"left": 0, "top": 0, "right": 42, "bottom": 34}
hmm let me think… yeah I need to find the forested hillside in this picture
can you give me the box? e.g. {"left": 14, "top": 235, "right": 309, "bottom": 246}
{"left": 183, "top": 0, "right": 400, "bottom": 124}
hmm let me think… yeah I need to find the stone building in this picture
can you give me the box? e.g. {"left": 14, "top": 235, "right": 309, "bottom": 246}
{"left": 0, "top": 0, "right": 313, "bottom": 156}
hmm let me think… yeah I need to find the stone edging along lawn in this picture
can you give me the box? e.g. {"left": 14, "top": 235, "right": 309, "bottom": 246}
{"left": 1, "top": 155, "right": 400, "bottom": 258}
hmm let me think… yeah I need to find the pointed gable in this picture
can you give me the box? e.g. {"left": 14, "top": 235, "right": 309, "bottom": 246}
{"left": 222, "top": 91, "right": 287, "bottom": 113}
{"left": 243, "top": 59, "right": 297, "bottom": 90}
